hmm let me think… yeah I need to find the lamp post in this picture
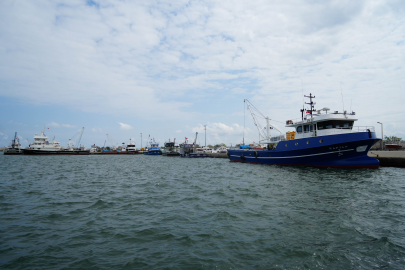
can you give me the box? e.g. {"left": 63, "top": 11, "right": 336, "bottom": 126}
{"left": 377, "top": 122, "right": 383, "bottom": 150}
{"left": 140, "top": 133, "right": 142, "bottom": 150}
{"left": 204, "top": 125, "right": 207, "bottom": 147}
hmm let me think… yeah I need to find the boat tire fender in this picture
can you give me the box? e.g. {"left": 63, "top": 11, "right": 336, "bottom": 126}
{"left": 227, "top": 152, "right": 230, "bottom": 157}
{"left": 367, "top": 129, "right": 372, "bottom": 138}
{"left": 254, "top": 151, "right": 258, "bottom": 158}
{"left": 240, "top": 155, "right": 245, "bottom": 161}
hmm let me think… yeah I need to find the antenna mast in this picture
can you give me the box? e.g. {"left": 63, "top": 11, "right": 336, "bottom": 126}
{"left": 304, "top": 93, "right": 316, "bottom": 120}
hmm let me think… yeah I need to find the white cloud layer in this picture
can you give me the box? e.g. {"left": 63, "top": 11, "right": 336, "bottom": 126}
{"left": 0, "top": 0, "right": 404, "bottom": 145}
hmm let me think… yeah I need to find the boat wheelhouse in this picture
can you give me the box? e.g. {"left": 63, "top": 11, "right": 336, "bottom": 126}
{"left": 227, "top": 94, "right": 380, "bottom": 168}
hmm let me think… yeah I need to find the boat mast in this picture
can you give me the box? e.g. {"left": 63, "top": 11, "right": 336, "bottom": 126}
{"left": 194, "top": 132, "right": 198, "bottom": 152}
{"left": 304, "top": 93, "right": 316, "bottom": 120}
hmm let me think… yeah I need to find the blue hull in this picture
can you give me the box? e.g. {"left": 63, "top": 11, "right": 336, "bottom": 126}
{"left": 228, "top": 131, "right": 380, "bottom": 168}
{"left": 144, "top": 150, "right": 162, "bottom": 155}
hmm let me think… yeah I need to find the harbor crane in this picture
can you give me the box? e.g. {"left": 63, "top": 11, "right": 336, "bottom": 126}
{"left": 244, "top": 99, "right": 282, "bottom": 144}
{"left": 106, "top": 134, "right": 118, "bottom": 150}
{"left": 68, "top": 127, "right": 85, "bottom": 150}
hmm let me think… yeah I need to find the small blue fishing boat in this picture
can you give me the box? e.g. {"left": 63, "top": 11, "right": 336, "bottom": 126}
{"left": 144, "top": 136, "right": 162, "bottom": 155}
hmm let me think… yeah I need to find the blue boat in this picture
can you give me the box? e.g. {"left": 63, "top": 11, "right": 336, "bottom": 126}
{"left": 144, "top": 136, "right": 162, "bottom": 155}
{"left": 227, "top": 94, "right": 380, "bottom": 169}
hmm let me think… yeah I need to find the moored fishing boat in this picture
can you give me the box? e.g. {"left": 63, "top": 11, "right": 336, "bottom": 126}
{"left": 143, "top": 136, "right": 162, "bottom": 155}
{"left": 3, "top": 132, "right": 23, "bottom": 155}
{"left": 228, "top": 94, "right": 380, "bottom": 168}
{"left": 116, "top": 139, "right": 140, "bottom": 154}
{"left": 180, "top": 133, "right": 208, "bottom": 158}
{"left": 163, "top": 139, "right": 180, "bottom": 156}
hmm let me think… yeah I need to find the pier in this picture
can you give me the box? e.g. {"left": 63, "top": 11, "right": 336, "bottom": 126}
{"left": 368, "top": 151, "right": 405, "bottom": 168}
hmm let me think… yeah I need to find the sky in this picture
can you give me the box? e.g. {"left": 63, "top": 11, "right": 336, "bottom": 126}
{"left": 1, "top": 0, "right": 404, "bottom": 148}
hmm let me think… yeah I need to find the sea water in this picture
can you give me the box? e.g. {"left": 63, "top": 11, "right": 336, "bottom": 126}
{"left": 1, "top": 154, "right": 405, "bottom": 269}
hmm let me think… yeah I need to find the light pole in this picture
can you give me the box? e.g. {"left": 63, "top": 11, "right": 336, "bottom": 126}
{"left": 377, "top": 122, "right": 383, "bottom": 150}
{"left": 204, "top": 125, "right": 207, "bottom": 147}
{"left": 140, "top": 133, "right": 142, "bottom": 150}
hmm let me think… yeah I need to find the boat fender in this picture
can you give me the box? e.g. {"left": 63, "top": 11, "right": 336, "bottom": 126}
{"left": 367, "top": 129, "right": 372, "bottom": 138}
{"left": 227, "top": 152, "right": 230, "bottom": 157}
{"left": 254, "top": 151, "right": 258, "bottom": 158}
{"left": 240, "top": 155, "right": 245, "bottom": 161}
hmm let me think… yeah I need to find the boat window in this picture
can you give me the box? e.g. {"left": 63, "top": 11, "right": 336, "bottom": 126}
{"left": 296, "top": 126, "right": 302, "bottom": 133}
{"left": 317, "top": 120, "right": 354, "bottom": 130}
{"left": 310, "top": 125, "right": 314, "bottom": 132}
{"left": 304, "top": 125, "right": 309, "bottom": 133}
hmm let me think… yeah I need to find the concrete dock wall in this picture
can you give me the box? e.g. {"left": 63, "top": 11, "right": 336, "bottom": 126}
{"left": 368, "top": 151, "right": 405, "bottom": 168}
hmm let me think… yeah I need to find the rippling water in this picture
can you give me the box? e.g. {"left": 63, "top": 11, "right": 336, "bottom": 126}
{"left": 1, "top": 154, "right": 405, "bottom": 269}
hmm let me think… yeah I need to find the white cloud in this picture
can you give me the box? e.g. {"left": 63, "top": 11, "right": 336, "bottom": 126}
{"left": 0, "top": 132, "right": 8, "bottom": 140}
{"left": 191, "top": 122, "right": 252, "bottom": 145}
{"left": 118, "top": 122, "right": 133, "bottom": 130}
{"left": 92, "top": 128, "right": 103, "bottom": 133}
{"left": 48, "top": 122, "right": 76, "bottom": 128}
{"left": 61, "top": 124, "right": 76, "bottom": 128}
{"left": 48, "top": 122, "right": 60, "bottom": 128}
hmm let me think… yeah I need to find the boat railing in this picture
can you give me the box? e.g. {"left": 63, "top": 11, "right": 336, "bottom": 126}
{"left": 318, "top": 126, "right": 375, "bottom": 135}
{"left": 270, "top": 135, "right": 286, "bottom": 142}
{"left": 347, "top": 126, "right": 375, "bottom": 133}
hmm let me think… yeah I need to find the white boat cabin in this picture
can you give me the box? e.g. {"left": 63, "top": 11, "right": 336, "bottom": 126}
{"left": 29, "top": 130, "right": 61, "bottom": 151}
{"left": 286, "top": 111, "right": 360, "bottom": 139}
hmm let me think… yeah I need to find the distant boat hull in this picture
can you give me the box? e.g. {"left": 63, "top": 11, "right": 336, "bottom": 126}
{"left": 180, "top": 153, "right": 208, "bottom": 158}
{"left": 22, "top": 149, "right": 90, "bottom": 155}
{"left": 100, "top": 151, "right": 140, "bottom": 154}
{"left": 144, "top": 150, "right": 162, "bottom": 155}
{"left": 163, "top": 151, "right": 181, "bottom": 156}
{"left": 386, "top": 144, "right": 402, "bottom": 150}
{"left": 228, "top": 132, "right": 380, "bottom": 169}
{"left": 3, "top": 148, "right": 23, "bottom": 155}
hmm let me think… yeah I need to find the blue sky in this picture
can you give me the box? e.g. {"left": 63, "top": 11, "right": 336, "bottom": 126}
{"left": 1, "top": 0, "right": 404, "bottom": 148}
